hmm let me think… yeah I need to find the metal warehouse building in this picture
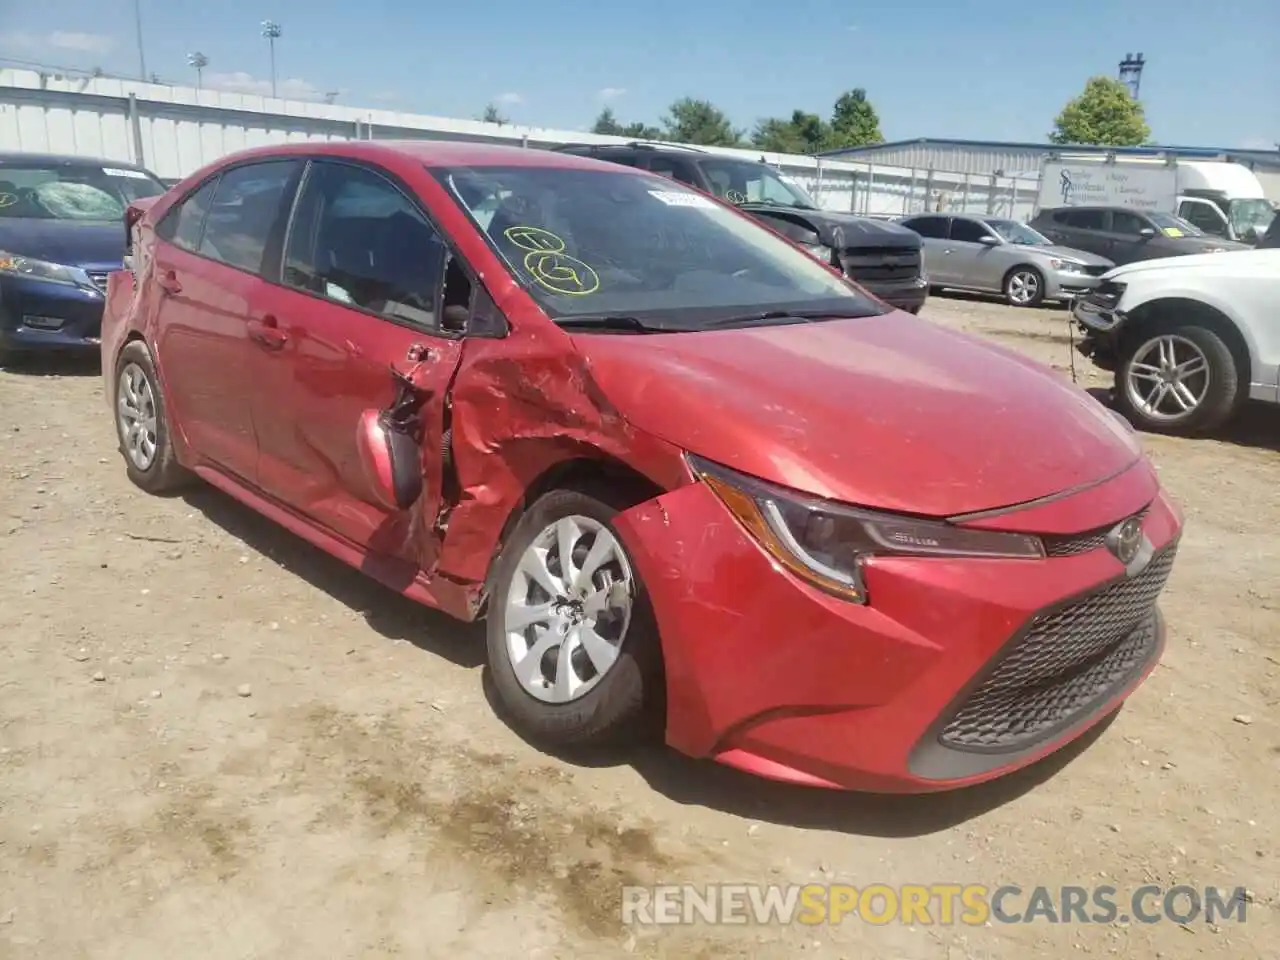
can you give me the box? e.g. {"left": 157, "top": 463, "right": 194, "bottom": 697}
{"left": 818, "top": 138, "right": 1280, "bottom": 188}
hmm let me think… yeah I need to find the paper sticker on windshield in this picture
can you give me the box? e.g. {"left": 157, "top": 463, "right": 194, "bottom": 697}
{"left": 1162, "top": 227, "right": 1183, "bottom": 238}
{"left": 103, "top": 167, "right": 151, "bottom": 179}
{"left": 648, "top": 190, "right": 714, "bottom": 209}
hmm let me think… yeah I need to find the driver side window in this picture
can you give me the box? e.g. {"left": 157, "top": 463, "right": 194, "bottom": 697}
{"left": 283, "top": 160, "right": 447, "bottom": 328}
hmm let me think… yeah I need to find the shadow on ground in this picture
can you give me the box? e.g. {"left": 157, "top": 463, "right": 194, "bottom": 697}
{"left": 0, "top": 354, "right": 101, "bottom": 378}
{"left": 1087, "top": 387, "right": 1280, "bottom": 455}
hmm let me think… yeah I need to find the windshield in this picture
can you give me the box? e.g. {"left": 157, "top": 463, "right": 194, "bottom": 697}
{"left": 696, "top": 158, "right": 819, "bottom": 210}
{"left": 1147, "top": 210, "right": 1205, "bottom": 237}
{"left": 0, "top": 161, "right": 166, "bottom": 221}
{"left": 1227, "top": 197, "right": 1275, "bottom": 237}
{"left": 987, "top": 220, "right": 1051, "bottom": 245}
{"left": 433, "top": 165, "right": 881, "bottom": 328}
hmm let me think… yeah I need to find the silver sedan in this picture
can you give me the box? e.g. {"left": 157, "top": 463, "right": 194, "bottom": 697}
{"left": 898, "top": 214, "right": 1114, "bottom": 307}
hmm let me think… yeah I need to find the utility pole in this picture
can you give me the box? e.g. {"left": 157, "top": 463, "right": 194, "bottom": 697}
{"left": 133, "top": 0, "right": 147, "bottom": 80}
{"left": 260, "top": 21, "right": 282, "bottom": 98}
{"left": 187, "top": 52, "right": 209, "bottom": 89}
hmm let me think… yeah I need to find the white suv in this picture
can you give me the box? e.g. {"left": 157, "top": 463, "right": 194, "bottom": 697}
{"left": 1073, "top": 249, "right": 1279, "bottom": 435}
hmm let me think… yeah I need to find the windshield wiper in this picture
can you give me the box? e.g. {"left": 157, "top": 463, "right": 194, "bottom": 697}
{"left": 706, "top": 309, "right": 870, "bottom": 329}
{"left": 555, "top": 315, "right": 660, "bottom": 334}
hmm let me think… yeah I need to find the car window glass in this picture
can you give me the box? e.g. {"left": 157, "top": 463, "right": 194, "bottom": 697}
{"left": 646, "top": 156, "right": 697, "bottom": 186}
{"left": 903, "top": 216, "right": 947, "bottom": 239}
{"left": 284, "top": 161, "right": 447, "bottom": 328}
{"left": 1063, "top": 208, "right": 1106, "bottom": 229}
{"left": 1109, "top": 211, "right": 1149, "bottom": 235}
{"left": 949, "top": 218, "right": 991, "bottom": 243}
{"left": 160, "top": 178, "right": 218, "bottom": 252}
{"left": 199, "top": 161, "right": 297, "bottom": 273}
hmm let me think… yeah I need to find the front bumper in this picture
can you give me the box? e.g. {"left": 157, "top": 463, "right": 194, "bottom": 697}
{"left": 1043, "top": 268, "right": 1103, "bottom": 301}
{"left": 612, "top": 461, "right": 1181, "bottom": 793}
{"left": 858, "top": 275, "right": 929, "bottom": 313}
{"left": 0, "top": 273, "right": 110, "bottom": 354}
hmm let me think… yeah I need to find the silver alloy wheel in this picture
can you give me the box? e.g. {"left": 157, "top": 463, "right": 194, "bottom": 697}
{"left": 1125, "top": 334, "right": 1211, "bottom": 423}
{"left": 503, "top": 515, "right": 634, "bottom": 704}
{"left": 116, "top": 362, "right": 159, "bottom": 470}
{"left": 1006, "top": 269, "right": 1040, "bottom": 305}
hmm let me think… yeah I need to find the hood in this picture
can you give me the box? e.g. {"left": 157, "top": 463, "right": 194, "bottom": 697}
{"left": 1170, "top": 235, "right": 1252, "bottom": 254}
{"left": 0, "top": 218, "right": 125, "bottom": 269}
{"left": 739, "top": 205, "right": 922, "bottom": 250}
{"left": 1105, "top": 247, "right": 1277, "bottom": 280}
{"left": 575, "top": 314, "right": 1141, "bottom": 517}
{"left": 1023, "top": 244, "right": 1113, "bottom": 267}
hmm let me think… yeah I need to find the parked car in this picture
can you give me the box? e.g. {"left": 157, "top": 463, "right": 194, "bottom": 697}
{"left": 103, "top": 140, "right": 1183, "bottom": 793}
{"left": 0, "top": 152, "right": 167, "bottom": 364}
{"left": 897, "top": 213, "right": 1112, "bottom": 307}
{"left": 1029, "top": 205, "right": 1250, "bottom": 266}
{"left": 1073, "top": 249, "right": 1279, "bottom": 434}
{"left": 1259, "top": 213, "right": 1280, "bottom": 249}
{"left": 551, "top": 141, "right": 929, "bottom": 314}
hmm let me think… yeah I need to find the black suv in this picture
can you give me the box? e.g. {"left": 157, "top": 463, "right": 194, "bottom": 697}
{"left": 551, "top": 142, "right": 928, "bottom": 313}
{"left": 1028, "top": 205, "right": 1251, "bottom": 266}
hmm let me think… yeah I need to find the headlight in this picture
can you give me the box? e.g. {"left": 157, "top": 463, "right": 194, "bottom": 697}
{"left": 688, "top": 455, "right": 1045, "bottom": 603}
{"left": 800, "top": 241, "right": 833, "bottom": 264}
{"left": 0, "top": 250, "right": 84, "bottom": 288}
{"left": 1048, "top": 258, "right": 1083, "bottom": 273}
{"left": 1202, "top": 247, "right": 1226, "bottom": 254}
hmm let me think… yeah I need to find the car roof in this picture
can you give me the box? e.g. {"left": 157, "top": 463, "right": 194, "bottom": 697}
{"left": 193, "top": 140, "right": 642, "bottom": 174}
{"left": 0, "top": 151, "right": 153, "bottom": 172}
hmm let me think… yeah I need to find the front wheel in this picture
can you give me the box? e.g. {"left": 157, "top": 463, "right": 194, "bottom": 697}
{"left": 1114, "top": 325, "right": 1241, "bottom": 435}
{"left": 485, "top": 489, "right": 663, "bottom": 747}
{"left": 113, "top": 340, "right": 192, "bottom": 493}
{"left": 1003, "top": 266, "right": 1045, "bottom": 307}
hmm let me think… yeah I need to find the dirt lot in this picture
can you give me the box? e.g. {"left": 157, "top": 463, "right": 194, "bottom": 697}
{"left": 1, "top": 294, "right": 1277, "bottom": 959}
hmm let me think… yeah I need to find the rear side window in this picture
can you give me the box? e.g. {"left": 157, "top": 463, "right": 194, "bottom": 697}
{"left": 283, "top": 160, "right": 448, "bottom": 328}
{"left": 158, "top": 178, "right": 218, "bottom": 252}
{"left": 1109, "top": 211, "right": 1149, "bottom": 235}
{"left": 1062, "top": 208, "right": 1106, "bottom": 230}
{"left": 902, "top": 215, "right": 948, "bottom": 239}
{"left": 198, "top": 160, "right": 299, "bottom": 274}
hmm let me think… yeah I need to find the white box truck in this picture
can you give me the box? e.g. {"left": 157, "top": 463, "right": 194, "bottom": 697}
{"left": 1036, "top": 155, "right": 1275, "bottom": 245}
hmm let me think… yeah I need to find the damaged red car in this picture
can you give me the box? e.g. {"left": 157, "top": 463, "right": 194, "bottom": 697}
{"left": 102, "top": 141, "right": 1183, "bottom": 793}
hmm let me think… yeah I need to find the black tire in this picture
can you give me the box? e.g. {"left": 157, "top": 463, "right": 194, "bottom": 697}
{"left": 1113, "top": 324, "right": 1242, "bottom": 435}
{"left": 485, "top": 487, "right": 663, "bottom": 748}
{"left": 1003, "top": 265, "right": 1046, "bottom": 307}
{"left": 0, "top": 346, "right": 17, "bottom": 369}
{"left": 113, "top": 340, "right": 192, "bottom": 494}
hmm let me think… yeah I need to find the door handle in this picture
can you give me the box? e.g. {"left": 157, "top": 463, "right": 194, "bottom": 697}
{"left": 158, "top": 270, "right": 182, "bottom": 295}
{"left": 247, "top": 315, "right": 288, "bottom": 350}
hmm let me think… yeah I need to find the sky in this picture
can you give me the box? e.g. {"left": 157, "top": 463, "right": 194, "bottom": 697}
{"left": 1, "top": 0, "right": 1277, "bottom": 150}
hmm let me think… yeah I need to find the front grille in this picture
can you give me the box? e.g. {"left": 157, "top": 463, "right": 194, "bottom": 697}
{"left": 1043, "top": 508, "right": 1149, "bottom": 557}
{"left": 85, "top": 270, "right": 111, "bottom": 293}
{"left": 1082, "top": 264, "right": 1110, "bottom": 277}
{"left": 843, "top": 246, "right": 921, "bottom": 283}
{"left": 937, "top": 542, "right": 1176, "bottom": 751}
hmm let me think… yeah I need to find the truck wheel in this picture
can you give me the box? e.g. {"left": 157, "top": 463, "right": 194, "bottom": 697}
{"left": 485, "top": 488, "right": 663, "bottom": 748}
{"left": 1114, "top": 325, "right": 1241, "bottom": 435}
{"left": 1003, "top": 266, "right": 1045, "bottom": 307}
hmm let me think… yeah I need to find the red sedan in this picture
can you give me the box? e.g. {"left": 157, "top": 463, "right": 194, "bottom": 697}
{"left": 101, "top": 141, "right": 1182, "bottom": 793}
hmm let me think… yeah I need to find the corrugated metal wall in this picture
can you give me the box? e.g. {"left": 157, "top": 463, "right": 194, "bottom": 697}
{"left": 822, "top": 142, "right": 1051, "bottom": 179}
{"left": 0, "top": 69, "right": 1043, "bottom": 219}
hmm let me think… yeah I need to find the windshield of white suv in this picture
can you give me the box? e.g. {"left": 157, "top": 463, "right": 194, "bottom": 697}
{"left": 987, "top": 220, "right": 1052, "bottom": 245}
{"left": 697, "top": 158, "right": 820, "bottom": 210}
{"left": 1227, "top": 197, "right": 1275, "bottom": 238}
{"left": 0, "top": 161, "right": 166, "bottom": 221}
{"left": 434, "top": 165, "right": 882, "bottom": 329}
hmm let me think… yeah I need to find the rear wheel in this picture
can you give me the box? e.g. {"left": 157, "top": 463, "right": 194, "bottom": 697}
{"left": 485, "top": 488, "right": 662, "bottom": 747}
{"left": 113, "top": 340, "right": 191, "bottom": 493}
{"left": 1114, "top": 325, "right": 1241, "bottom": 435}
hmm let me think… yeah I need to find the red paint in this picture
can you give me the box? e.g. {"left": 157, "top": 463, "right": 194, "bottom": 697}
{"left": 102, "top": 140, "right": 1184, "bottom": 793}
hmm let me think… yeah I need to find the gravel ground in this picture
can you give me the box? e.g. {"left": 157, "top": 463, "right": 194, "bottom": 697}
{"left": 1, "top": 292, "right": 1277, "bottom": 959}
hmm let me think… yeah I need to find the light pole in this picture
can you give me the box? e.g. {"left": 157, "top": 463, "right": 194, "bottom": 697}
{"left": 187, "top": 52, "right": 208, "bottom": 89}
{"left": 133, "top": 0, "right": 147, "bottom": 80}
{"left": 260, "top": 20, "right": 281, "bottom": 98}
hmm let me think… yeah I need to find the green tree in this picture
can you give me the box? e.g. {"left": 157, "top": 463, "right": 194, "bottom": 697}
{"left": 591, "top": 107, "right": 661, "bottom": 140}
{"left": 1050, "top": 76, "right": 1150, "bottom": 146}
{"left": 661, "top": 97, "right": 743, "bottom": 147}
{"left": 828, "top": 89, "right": 883, "bottom": 148}
{"left": 753, "top": 110, "right": 830, "bottom": 153}
{"left": 479, "top": 103, "right": 508, "bottom": 125}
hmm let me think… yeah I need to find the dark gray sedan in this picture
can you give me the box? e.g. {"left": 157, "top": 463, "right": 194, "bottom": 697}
{"left": 1028, "top": 205, "right": 1251, "bottom": 266}
{"left": 898, "top": 213, "right": 1113, "bottom": 307}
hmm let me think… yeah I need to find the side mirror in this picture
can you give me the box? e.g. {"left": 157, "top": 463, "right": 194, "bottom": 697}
{"left": 1139, "top": 227, "right": 1156, "bottom": 239}
{"left": 355, "top": 366, "right": 431, "bottom": 511}
{"left": 977, "top": 235, "right": 1000, "bottom": 246}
